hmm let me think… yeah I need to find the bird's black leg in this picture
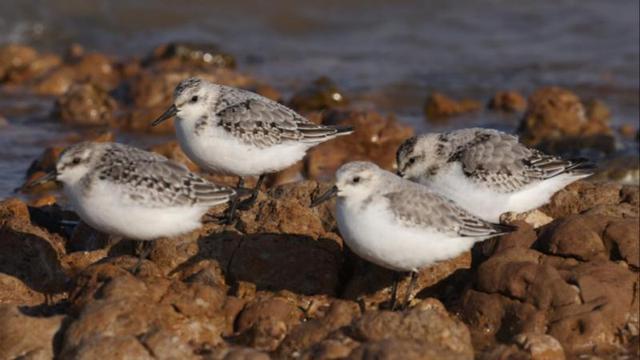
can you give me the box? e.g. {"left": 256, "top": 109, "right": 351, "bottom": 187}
{"left": 222, "top": 177, "right": 245, "bottom": 225}
{"left": 239, "top": 174, "right": 265, "bottom": 209}
{"left": 132, "top": 241, "right": 153, "bottom": 274}
{"left": 402, "top": 271, "right": 418, "bottom": 309}
{"left": 390, "top": 271, "right": 402, "bottom": 311}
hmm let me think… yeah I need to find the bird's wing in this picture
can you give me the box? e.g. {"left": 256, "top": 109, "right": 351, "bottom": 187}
{"left": 383, "top": 183, "right": 514, "bottom": 238}
{"left": 214, "top": 90, "right": 352, "bottom": 147}
{"left": 450, "top": 129, "right": 593, "bottom": 192}
{"left": 95, "top": 151, "right": 234, "bottom": 208}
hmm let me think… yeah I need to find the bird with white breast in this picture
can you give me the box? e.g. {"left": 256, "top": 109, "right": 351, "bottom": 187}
{"left": 27, "top": 141, "right": 237, "bottom": 271}
{"left": 396, "top": 128, "right": 595, "bottom": 223}
{"left": 311, "top": 161, "right": 514, "bottom": 308}
{"left": 151, "top": 77, "right": 354, "bottom": 215}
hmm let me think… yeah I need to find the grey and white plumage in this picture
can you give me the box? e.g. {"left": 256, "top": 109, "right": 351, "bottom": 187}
{"left": 46, "top": 141, "right": 235, "bottom": 240}
{"left": 152, "top": 77, "right": 353, "bottom": 177}
{"left": 396, "top": 128, "right": 595, "bottom": 222}
{"left": 313, "top": 161, "right": 513, "bottom": 272}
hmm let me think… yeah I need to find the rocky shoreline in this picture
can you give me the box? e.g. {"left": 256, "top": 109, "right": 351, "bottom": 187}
{"left": 1, "top": 42, "right": 639, "bottom": 359}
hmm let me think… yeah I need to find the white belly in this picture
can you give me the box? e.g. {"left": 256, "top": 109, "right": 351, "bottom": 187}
{"left": 176, "top": 121, "right": 311, "bottom": 177}
{"left": 420, "top": 164, "right": 589, "bottom": 222}
{"left": 65, "top": 181, "right": 208, "bottom": 241}
{"left": 335, "top": 198, "right": 476, "bottom": 272}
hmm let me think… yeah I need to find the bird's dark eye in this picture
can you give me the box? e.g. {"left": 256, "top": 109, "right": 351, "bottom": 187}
{"left": 72, "top": 157, "right": 81, "bottom": 165}
{"left": 408, "top": 157, "right": 417, "bottom": 165}
{"left": 190, "top": 95, "right": 199, "bottom": 103}
{"left": 352, "top": 176, "right": 361, "bottom": 183}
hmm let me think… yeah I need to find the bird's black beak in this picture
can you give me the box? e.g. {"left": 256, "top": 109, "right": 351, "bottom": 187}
{"left": 151, "top": 104, "right": 178, "bottom": 126}
{"left": 396, "top": 169, "right": 405, "bottom": 177}
{"left": 24, "top": 171, "right": 57, "bottom": 190}
{"left": 311, "top": 185, "right": 339, "bottom": 207}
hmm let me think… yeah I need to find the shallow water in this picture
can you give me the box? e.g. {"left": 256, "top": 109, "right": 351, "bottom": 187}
{"left": 0, "top": 0, "right": 638, "bottom": 197}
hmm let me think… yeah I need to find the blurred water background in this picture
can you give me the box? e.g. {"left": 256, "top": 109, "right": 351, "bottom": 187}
{"left": 0, "top": 0, "right": 638, "bottom": 196}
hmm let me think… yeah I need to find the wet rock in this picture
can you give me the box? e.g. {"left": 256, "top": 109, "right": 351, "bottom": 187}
{"left": 289, "top": 76, "right": 348, "bottom": 112}
{"left": 0, "top": 305, "right": 65, "bottom": 359}
{"left": 424, "top": 92, "right": 482, "bottom": 120}
{"left": 518, "top": 87, "right": 614, "bottom": 154}
{"left": 144, "top": 42, "right": 236, "bottom": 70}
{"left": 0, "top": 44, "right": 38, "bottom": 82}
{"left": 618, "top": 124, "right": 637, "bottom": 139}
{"left": 590, "top": 155, "right": 640, "bottom": 185}
{"left": 488, "top": 90, "right": 527, "bottom": 112}
{"left": 33, "top": 52, "right": 122, "bottom": 95}
{"left": 306, "top": 110, "right": 414, "bottom": 179}
{"left": 122, "top": 68, "right": 259, "bottom": 133}
{"left": 53, "top": 83, "right": 118, "bottom": 126}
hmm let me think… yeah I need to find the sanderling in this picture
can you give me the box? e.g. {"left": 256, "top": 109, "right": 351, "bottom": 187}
{"left": 151, "top": 77, "right": 353, "bottom": 211}
{"left": 311, "top": 161, "right": 513, "bottom": 308}
{"left": 396, "top": 128, "right": 595, "bottom": 223}
{"left": 27, "top": 141, "right": 236, "bottom": 271}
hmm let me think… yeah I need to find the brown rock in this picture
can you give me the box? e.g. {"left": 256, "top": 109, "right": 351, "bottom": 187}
{"left": 0, "top": 44, "right": 38, "bottom": 81}
{"left": 541, "top": 181, "right": 624, "bottom": 219}
{"left": 235, "top": 295, "right": 303, "bottom": 351}
{"left": 342, "top": 251, "right": 471, "bottom": 310}
{"left": 488, "top": 90, "right": 527, "bottom": 112}
{"left": 144, "top": 42, "right": 236, "bottom": 70}
{"left": 513, "top": 333, "right": 565, "bottom": 360}
{"left": 424, "top": 92, "right": 482, "bottom": 120}
{"left": 53, "top": 82, "right": 118, "bottom": 126}
{"left": 518, "top": 87, "right": 614, "bottom": 154}
{"left": 537, "top": 215, "right": 608, "bottom": 261}
{"left": 277, "top": 300, "right": 360, "bottom": 357}
{"left": 289, "top": 76, "right": 348, "bottom": 112}
{"left": 0, "top": 305, "right": 65, "bottom": 359}
{"left": 602, "top": 219, "right": 640, "bottom": 267}
{"left": 306, "top": 110, "right": 414, "bottom": 178}
{"left": 122, "top": 68, "right": 259, "bottom": 133}
{"left": 0, "top": 198, "right": 69, "bottom": 303}
{"left": 349, "top": 299, "right": 474, "bottom": 359}
{"left": 618, "top": 123, "right": 637, "bottom": 139}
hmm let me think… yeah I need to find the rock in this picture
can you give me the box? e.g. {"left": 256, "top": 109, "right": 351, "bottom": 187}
{"left": 0, "top": 305, "right": 65, "bottom": 359}
{"left": 33, "top": 52, "right": 122, "bottom": 95}
{"left": 537, "top": 214, "right": 608, "bottom": 261}
{"left": 0, "top": 44, "right": 38, "bottom": 82}
{"left": 235, "top": 294, "right": 304, "bottom": 351}
{"left": 143, "top": 42, "right": 236, "bottom": 70}
{"left": 424, "top": 92, "right": 482, "bottom": 120}
{"left": 513, "top": 333, "right": 565, "bottom": 360}
{"left": 618, "top": 124, "right": 637, "bottom": 139}
{"left": 289, "top": 76, "right": 348, "bottom": 112}
{"left": 590, "top": 155, "right": 640, "bottom": 185}
{"left": 0, "top": 198, "right": 69, "bottom": 304}
{"left": 488, "top": 91, "right": 527, "bottom": 112}
{"left": 541, "top": 181, "right": 626, "bottom": 219}
{"left": 122, "top": 68, "right": 259, "bottom": 133}
{"left": 53, "top": 83, "right": 118, "bottom": 126}
{"left": 306, "top": 110, "right": 414, "bottom": 179}
{"left": 460, "top": 190, "right": 639, "bottom": 358}
{"left": 517, "top": 87, "right": 614, "bottom": 154}
{"left": 276, "top": 300, "right": 360, "bottom": 357}
{"left": 342, "top": 251, "right": 471, "bottom": 310}
{"left": 349, "top": 299, "right": 474, "bottom": 359}
{"left": 602, "top": 219, "right": 639, "bottom": 268}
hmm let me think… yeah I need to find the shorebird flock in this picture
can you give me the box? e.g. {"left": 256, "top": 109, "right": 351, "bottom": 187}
{"left": 27, "top": 77, "right": 594, "bottom": 308}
